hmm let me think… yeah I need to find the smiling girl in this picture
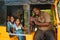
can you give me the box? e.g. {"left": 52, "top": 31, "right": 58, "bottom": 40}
{"left": 14, "top": 18, "right": 25, "bottom": 40}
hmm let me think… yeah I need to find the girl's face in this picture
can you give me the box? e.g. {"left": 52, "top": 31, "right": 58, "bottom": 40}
{"left": 10, "top": 17, "right": 14, "bottom": 22}
{"left": 7, "top": 16, "right": 10, "bottom": 21}
{"left": 16, "top": 19, "right": 20, "bottom": 25}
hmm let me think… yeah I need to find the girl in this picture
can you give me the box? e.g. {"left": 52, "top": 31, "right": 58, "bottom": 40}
{"left": 7, "top": 16, "right": 11, "bottom": 32}
{"left": 7, "top": 16, "right": 15, "bottom": 33}
{"left": 15, "top": 18, "right": 24, "bottom": 40}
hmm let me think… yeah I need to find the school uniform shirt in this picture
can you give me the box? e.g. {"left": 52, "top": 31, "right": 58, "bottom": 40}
{"left": 15, "top": 24, "right": 22, "bottom": 30}
{"left": 14, "top": 25, "right": 24, "bottom": 40}
{"left": 7, "top": 21, "right": 15, "bottom": 33}
{"left": 14, "top": 24, "right": 23, "bottom": 34}
{"left": 9, "top": 22, "right": 15, "bottom": 28}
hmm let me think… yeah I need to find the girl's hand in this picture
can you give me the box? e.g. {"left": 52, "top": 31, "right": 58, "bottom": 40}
{"left": 10, "top": 27, "right": 14, "bottom": 33}
{"left": 22, "top": 26, "right": 26, "bottom": 31}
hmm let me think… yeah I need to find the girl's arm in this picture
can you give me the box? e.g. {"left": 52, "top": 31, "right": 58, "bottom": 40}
{"left": 22, "top": 26, "right": 26, "bottom": 31}
{"left": 7, "top": 22, "right": 11, "bottom": 32}
{"left": 21, "top": 24, "right": 26, "bottom": 31}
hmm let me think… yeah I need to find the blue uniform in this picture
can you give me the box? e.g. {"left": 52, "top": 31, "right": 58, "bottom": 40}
{"left": 7, "top": 21, "right": 10, "bottom": 32}
{"left": 7, "top": 21, "right": 15, "bottom": 33}
{"left": 14, "top": 24, "right": 23, "bottom": 40}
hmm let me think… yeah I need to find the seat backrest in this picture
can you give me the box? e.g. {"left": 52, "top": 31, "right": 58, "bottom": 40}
{"left": 0, "top": 26, "right": 6, "bottom": 33}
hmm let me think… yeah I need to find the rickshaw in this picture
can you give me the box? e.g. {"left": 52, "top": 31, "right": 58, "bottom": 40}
{"left": 0, "top": 0, "right": 60, "bottom": 40}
